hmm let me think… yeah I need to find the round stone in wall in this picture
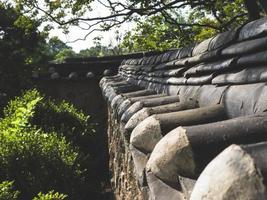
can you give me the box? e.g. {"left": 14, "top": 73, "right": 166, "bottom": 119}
{"left": 69, "top": 72, "right": 79, "bottom": 79}
{"left": 51, "top": 72, "right": 60, "bottom": 79}
{"left": 86, "top": 71, "right": 95, "bottom": 78}
{"left": 103, "top": 69, "right": 112, "bottom": 76}
{"left": 48, "top": 67, "right": 56, "bottom": 74}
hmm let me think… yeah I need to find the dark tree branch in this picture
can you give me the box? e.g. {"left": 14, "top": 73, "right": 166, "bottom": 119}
{"left": 161, "top": 9, "right": 221, "bottom": 30}
{"left": 219, "top": 13, "right": 248, "bottom": 30}
{"left": 211, "top": 9, "right": 224, "bottom": 25}
{"left": 66, "top": 14, "right": 131, "bottom": 43}
{"left": 19, "top": 0, "right": 253, "bottom": 42}
{"left": 244, "top": 0, "right": 260, "bottom": 21}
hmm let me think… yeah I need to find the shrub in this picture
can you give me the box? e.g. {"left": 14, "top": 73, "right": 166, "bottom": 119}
{"left": 0, "top": 127, "right": 81, "bottom": 199}
{"left": 31, "top": 97, "right": 97, "bottom": 153}
{"left": 31, "top": 94, "right": 103, "bottom": 199}
{"left": 33, "top": 191, "right": 67, "bottom": 200}
{"left": 5, "top": 89, "right": 97, "bottom": 153}
{"left": 0, "top": 181, "right": 20, "bottom": 200}
{"left": 0, "top": 89, "right": 101, "bottom": 199}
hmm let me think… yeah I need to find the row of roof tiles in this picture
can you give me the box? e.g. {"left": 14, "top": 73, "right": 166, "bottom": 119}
{"left": 122, "top": 17, "right": 267, "bottom": 66}
{"left": 100, "top": 17, "right": 267, "bottom": 200}
{"left": 100, "top": 76, "right": 267, "bottom": 200}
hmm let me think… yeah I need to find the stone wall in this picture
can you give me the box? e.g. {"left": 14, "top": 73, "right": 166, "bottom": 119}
{"left": 100, "top": 17, "right": 267, "bottom": 200}
{"left": 107, "top": 106, "right": 143, "bottom": 200}
{"left": 35, "top": 78, "right": 106, "bottom": 120}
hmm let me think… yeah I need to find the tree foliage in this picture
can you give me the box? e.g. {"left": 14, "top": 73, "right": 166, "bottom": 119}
{"left": 0, "top": 2, "right": 77, "bottom": 108}
{"left": 8, "top": 0, "right": 267, "bottom": 43}
{"left": 0, "top": 2, "right": 45, "bottom": 99}
{"left": 33, "top": 191, "right": 67, "bottom": 200}
{"left": 120, "top": 1, "right": 247, "bottom": 52}
{"left": 0, "top": 181, "right": 20, "bottom": 200}
{"left": 121, "top": 13, "right": 196, "bottom": 52}
{"left": 3, "top": 0, "right": 267, "bottom": 55}
{"left": 54, "top": 48, "right": 77, "bottom": 63}
{"left": 44, "top": 36, "right": 72, "bottom": 59}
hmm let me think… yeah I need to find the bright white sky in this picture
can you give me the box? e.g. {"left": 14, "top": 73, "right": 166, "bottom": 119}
{"left": 49, "top": 23, "right": 133, "bottom": 53}
{"left": 48, "top": 1, "right": 134, "bottom": 53}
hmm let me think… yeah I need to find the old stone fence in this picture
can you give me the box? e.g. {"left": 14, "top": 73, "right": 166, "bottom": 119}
{"left": 100, "top": 17, "right": 267, "bottom": 200}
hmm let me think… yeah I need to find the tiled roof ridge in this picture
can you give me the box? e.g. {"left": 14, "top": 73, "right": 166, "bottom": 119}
{"left": 100, "top": 17, "right": 267, "bottom": 200}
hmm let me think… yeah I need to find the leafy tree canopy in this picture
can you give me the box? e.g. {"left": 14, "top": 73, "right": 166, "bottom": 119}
{"left": 45, "top": 36, "right": 72, "bottom": 58}
{"left": 120, "top": 13, "right": 197, "bottom": 52}
{"left": 120, "top": 0, "right": 249, "bottom": 52}
{"left": 0, "top": 2, "right": 45, "bottom": 100}
{"left": 8, "top": 0, "right": 267, "bottom": 42}
{"left": 2, "top": 0, "right": 267, "bottom": 55}
{"left": 54, "top": 48, "right": 76, "bottom": 63}
{"left": 0, "top": 2, "right": 73, "bottom": 107}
